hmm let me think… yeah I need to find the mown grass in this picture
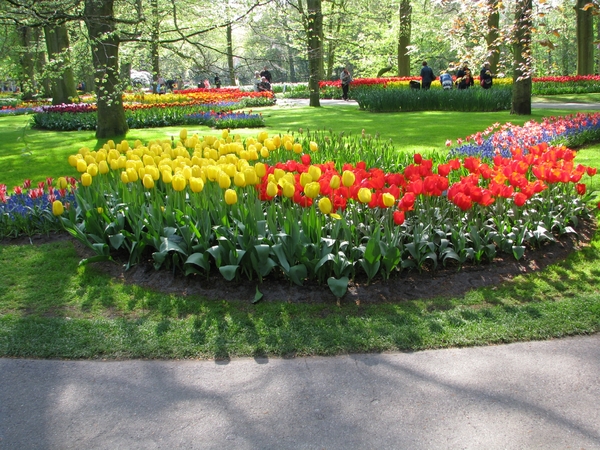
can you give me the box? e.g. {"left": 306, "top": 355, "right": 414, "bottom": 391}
{"left": 1, "top": 98, "right": 600, "bottom": 359}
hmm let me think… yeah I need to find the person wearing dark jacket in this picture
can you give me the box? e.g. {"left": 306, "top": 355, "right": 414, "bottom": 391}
{"left": 260, "top": 67, "right": 272, "bottom": 83}
{"left": 480, "top": 62, "right": 493, "bottom": 89}
{"left": 420, "top": 61, "right": 435, "bottom": 90}
{"left": 456, "top": 64, "right": 474, "bottom": 90}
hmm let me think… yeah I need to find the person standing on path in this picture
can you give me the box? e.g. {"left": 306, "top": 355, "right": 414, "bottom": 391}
{"left": 420, "top": 61, "right": 436, "bottom": 90}
{"left": 340, "top": 67, "right": 352, "bottom": 101}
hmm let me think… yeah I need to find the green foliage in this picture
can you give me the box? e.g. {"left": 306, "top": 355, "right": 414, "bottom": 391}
{"left": 353, "top": 86, "right": 513, "bottom": 112}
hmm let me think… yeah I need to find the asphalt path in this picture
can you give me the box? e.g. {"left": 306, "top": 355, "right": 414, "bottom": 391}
{"left": 2, "top": 334, "right": 599, "bottom": 449}
{"left": 275, "top": 98, "right": 600, "bottom": 110}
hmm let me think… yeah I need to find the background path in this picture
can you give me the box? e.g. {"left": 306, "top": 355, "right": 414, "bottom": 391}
{"left": 275, "top": 98, "right": 600, "bottom": 110}
{"left": 2, "top": 334, "right": 599, "bottom": 449}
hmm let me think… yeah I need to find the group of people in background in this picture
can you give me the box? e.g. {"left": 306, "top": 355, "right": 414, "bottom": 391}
{"left": 422, "top": 61, "right": 494, "bottom": 91}
{"left": 254, "top": 66, "right": 273, "bottom": 92}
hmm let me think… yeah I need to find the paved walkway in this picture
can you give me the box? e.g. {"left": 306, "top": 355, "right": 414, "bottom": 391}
{"left": 275, "top": 98, "right": 600, "bottom": 110}
{"left": 2, "top": 334, "right": 599, "bottom": 449}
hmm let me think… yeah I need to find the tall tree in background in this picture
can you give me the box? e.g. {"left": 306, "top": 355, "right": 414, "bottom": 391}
{"left": 84, "top": 0, "right": 128, "bottom": 138}
{"left": 226, "top": 23, "right": 236, "bottom": 85}
{"left": 16, "top": 26, "right": 46, "bottom": 100}
{"left": 397, "top": 0, "right": 411, "bottom": 76}
{"left": 44, "top": 24, "right": 77, "bottom": 104}
{"left": 576, "top": 0, "right": 594, "bottom": 75}
{"left": 485, "top": 0, "right": 500, "bottom": 73}
{"left": 305, "top": 0, "right": 323, "bottom": 107}
{"left": 511, "top": 0, "right": 533, "bottom": 115}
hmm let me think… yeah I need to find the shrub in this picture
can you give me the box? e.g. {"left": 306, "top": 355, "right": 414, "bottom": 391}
{"left": 353, "top": 86, "right": 513, "bottom": 112}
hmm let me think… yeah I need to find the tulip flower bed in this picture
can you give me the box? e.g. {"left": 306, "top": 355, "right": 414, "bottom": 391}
{"left": 30, "top": 88, "right": 274, "bottom": 131}
{"left": 0, "top": 177, "right": 77, "bottom": 238}
{"left": 448, "top": 112, "right": 600, "bottom": 159}
{"left": 532, "top": 75, "right": 600, "bottom": 95}
{"left": 353, "top": 85, "right": 513, "bottom": 112}
{"left": 32, "top": 104, "right": 265, "bottom": 131}
{"left": 311, "top": 75, "right": 600, "bottom": 100}
{"left": 47, "top": 113, "right": 598, "bottom": 300}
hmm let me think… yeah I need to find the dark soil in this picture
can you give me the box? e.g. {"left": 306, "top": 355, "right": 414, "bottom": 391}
{"left": 3, "top": 218, "right": 596, "bottom": 304}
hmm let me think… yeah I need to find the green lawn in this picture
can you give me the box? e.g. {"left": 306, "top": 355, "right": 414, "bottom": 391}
{"left": 1, "top": 100, "right": 599, "bottom": 359}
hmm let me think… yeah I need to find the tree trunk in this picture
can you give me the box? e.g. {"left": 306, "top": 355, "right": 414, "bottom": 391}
{"left": 227, "top": 24, "right": 236, "bottom": 86}
{"left": 325, "top": 14, "right": 342, "bottom": 80}
{"left": 150, "top": 0, "right": 160, "bottom": 93}
{"left": 84, "top": 0, "right": 128, "bottom": 138}
{"left": 17, "top": 26, "right": 37, "bottom": 100}
{"left": 306, "top": 0, "right": 323, "bottom": 107}
{"left": 44, "top": 24, "right": 77, "bottom": 105}
{"left": 486, "top": 0, "right": 500, "bottom": 74}
{"left": 285, "top": 26, "right": 297, "bottom": 83}
{"left": 397, "top": 0, "right": 411, "bottom": 76}
{"left": 576, "top": 0, "right": 594, "bottom": 75}
{"left": 511, "top": 0, "right": 532, "bottom": 116}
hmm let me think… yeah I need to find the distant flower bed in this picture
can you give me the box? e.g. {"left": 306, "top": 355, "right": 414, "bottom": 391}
{"left": 27, "top": 88, "right": 275, "bottom": 129}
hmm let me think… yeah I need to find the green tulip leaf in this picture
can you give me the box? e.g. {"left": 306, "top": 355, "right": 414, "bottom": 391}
{"left": 219, "top": 265, "right": 239, "bottom": 281}
{"left": 327, "top": 276, "right": 349, "bottom": 299}
{"left": 253, "top": 286, "right": 263, "bottom": 304}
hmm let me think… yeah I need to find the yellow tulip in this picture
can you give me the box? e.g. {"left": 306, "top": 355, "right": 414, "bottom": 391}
{"left": 98, "top": 160, "right": 109, "bottom": 175}
{"left": 266, "top": 181, "right": 278, "bottom": 197}
{"left": 299, "top": 172, "right": 312, "bottom": 187}
{"left": 330, "top": 175, "right": 340, "bottom": 189}
{"left": 304, "top": 181, "right": 320, "bottom": 199}
{"left": 284, "top": 140, "right": 293, "bottom": 151}
{"left": 358, "top": 187, "right": 372, "bottom": 203}
{"left": 180, "top": 129, "right": 188, "bottom": 141}
{"left": 56, "top": 177, "right": 68, "bottom": 189}
{"left": 342, "top": 170, "right": 356, "bottom": 187}
{"left": 234, "top": 172, "right": 246, "bottom": 187}
{"left": 309, "top": 141, "right": 318, "bottom": 152}
{"left": 86, "top": 163, "right": 99, "bottom": 177}
{"left": 308, "top": 165, "right": 322, "bottom": 181}
{"left": 318, "top": 197, "right": 332, "bottom": 214}
{"left": 272, "top": 135, "right": 281, "bottom": 148}
{"left": 222, "top": 129, "right": 229, "bottom": 139}
{"left": 224, "top": 188, "right": 237, "bottom": 205}
{"left": 260, "top": 147, "right": 270, "bottom": 158}
{"left": 273, "top": 168, "right": 285, "bottom": 181}
{"left": 76, "top": 159, "right": 87, "bottom": 173}
{"left": 265, "top": 138, "right": 276, "bottom": 151}
{"left": 120, "top": 171, "right": 129, "bottom": 184}
{"left": 68, "top": 154, "right": 80, "bottom": 167}
{"left": 126, "top": 167, "right": 138, "bottom": 183}
{"left": 81, "top": 172, "right": 92, "bottom": 187}
{"left": 243, "top": 168, "right": 258, "bottom": 185}
{"left": 382, "top": 192, "right": 396, "bottom": 207}
{"left": 162, "top": 170, "right": 173, "bottom": 184}
{"left": 293, "top": 143, "right": 303, "bottom": 154}
{"left": 218, "top": 172, "right": 232, "bottom": 189}
{"left": 282, "top": 181, "right": 295, "bottom": 198}
{"left": 143, "top": 174, "right": 155, "bottom": 189}
{"left": 189, "top": 177, "right": 204, "bottom": 193}
{"left": 52, "top": 200, "right": 64, "bottom": 216}
{"left": 254, "top": 162, "right": 266, "bottom": 178}
{"left": 257, "top": 131, "right": 268, "bottom": 142}
{"left": 172, "top": 174, "right": 186, "bottom": 191}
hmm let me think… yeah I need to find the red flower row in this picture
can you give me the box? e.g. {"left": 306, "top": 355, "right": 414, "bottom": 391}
{"left": 253, "top": 142, "right": 596, "bottom": 223}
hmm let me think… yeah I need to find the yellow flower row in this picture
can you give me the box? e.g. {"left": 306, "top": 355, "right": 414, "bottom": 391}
{"left": 68, "top": 129, "right": 319, "bottom": 202}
